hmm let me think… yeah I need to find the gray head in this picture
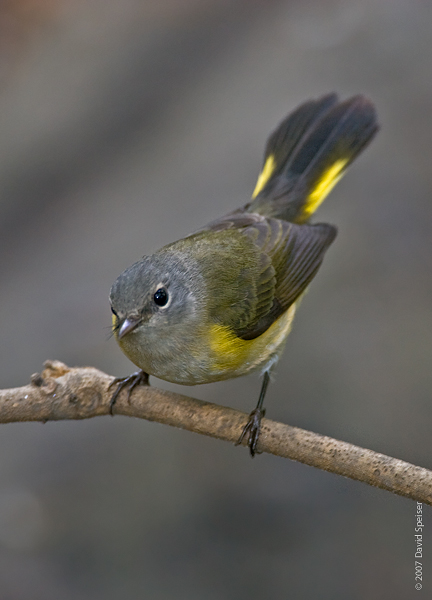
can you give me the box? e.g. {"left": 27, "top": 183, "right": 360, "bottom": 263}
{"left": 109, "top": 244, "right": 214, "bottom": 382}
{"left": 109, "top": 247, "right": 204, "bottom": 342}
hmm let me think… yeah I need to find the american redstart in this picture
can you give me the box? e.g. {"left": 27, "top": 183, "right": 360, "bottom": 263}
{"left": 110, "top": 93, "right": 378, "bottom": 456}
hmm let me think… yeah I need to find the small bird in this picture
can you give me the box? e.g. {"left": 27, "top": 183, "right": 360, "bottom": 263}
{"left": 110, "top": 93, "right": 378, "bottom": 456}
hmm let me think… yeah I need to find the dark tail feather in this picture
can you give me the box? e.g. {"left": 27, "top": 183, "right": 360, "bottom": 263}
{"left": 247, "top": 94, "right": 379, "bottom": 223}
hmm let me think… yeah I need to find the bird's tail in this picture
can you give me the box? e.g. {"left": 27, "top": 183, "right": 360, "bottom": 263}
{"left": 246, "top": 94, "right": 378, "bottom": 223}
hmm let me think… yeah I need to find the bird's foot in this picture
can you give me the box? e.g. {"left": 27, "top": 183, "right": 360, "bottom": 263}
{"left": 235, "top": 407, "right": 266, "bottom": 457}
{"left": 108, "top": 370, "right": 149, "bottom": 415}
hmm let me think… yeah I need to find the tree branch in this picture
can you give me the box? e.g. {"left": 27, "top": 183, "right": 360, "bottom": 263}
{"left": 1, "top": 360, "right": 431, "bottom": 505}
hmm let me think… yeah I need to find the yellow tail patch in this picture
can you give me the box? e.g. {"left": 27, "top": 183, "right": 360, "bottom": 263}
{"left": 252, "top": 154, "right": 276, "bottom": 199}
{"left": 301, "top": 158, "right": 348, "bottom": 221}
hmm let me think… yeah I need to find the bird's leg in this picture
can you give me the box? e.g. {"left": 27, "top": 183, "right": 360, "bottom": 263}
{"left": 108, "top": 370, "right": 149, "bottom": 415}
{"left": 236, "top": 370, "right": 270, "bottom": 457}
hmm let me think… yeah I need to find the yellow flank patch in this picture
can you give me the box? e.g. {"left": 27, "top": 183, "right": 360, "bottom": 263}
{"left": 302, "top": 158, "right": 348, "bottom": 219}
{"left": 209, "top": 324, "right": 251, "bottom": 371}
{"left": 252, "top": 154, "right": 276, "bottom": 199}
{"left": 208, "top": 305, "right": 296, "bottom": 376}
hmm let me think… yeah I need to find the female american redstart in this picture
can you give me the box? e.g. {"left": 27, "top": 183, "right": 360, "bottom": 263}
{"left": 110, "top": 93, "right": 378, "bottom": 456}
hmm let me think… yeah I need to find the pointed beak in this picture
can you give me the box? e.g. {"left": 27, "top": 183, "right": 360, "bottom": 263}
{"left": 118, "top": 317, "right": 141, "bottom": 340}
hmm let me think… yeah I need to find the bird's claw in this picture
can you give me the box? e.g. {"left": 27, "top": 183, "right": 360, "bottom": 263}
{"left": 108, "top": 370, "right": 149, "bottom": 415}
{"left": 235, "top": 407, "right": 266, "bottom": 457}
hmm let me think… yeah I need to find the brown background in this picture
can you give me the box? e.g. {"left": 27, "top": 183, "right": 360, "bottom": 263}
{"left": 0, "top": 1, "right": 431, "bottom": 598}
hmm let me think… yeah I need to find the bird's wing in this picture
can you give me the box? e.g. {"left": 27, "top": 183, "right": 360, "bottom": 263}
{"left": 202, "top": 213, "right": 336, "bottom": 340}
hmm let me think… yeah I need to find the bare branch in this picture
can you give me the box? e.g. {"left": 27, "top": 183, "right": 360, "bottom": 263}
{"left": 1, "top": 360, "right": 431, "bottom": 505}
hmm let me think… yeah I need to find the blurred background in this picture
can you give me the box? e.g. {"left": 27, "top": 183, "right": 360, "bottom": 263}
{"left": 0, "top": 0, "right": 431, "bottom": 598}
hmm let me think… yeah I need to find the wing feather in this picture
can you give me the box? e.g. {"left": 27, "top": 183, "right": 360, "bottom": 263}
{"left": 201, "top": 213, "right": 336, "bottom": 340}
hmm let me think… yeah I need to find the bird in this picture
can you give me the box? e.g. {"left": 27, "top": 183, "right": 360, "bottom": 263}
{"left": 109, "top": 93, "right": 379, "bottom": 456}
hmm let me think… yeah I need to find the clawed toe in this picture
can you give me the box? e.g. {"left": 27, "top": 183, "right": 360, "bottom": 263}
{"left": 109, "top": 370, "right": 149, "bottom": 415}
{"left": 235, "top": 407, "right": 266, "bottom": 457}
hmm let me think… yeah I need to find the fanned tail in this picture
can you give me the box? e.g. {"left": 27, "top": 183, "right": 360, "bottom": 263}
{"left": 247, "top": 94, "right": 379, "bottom": 223}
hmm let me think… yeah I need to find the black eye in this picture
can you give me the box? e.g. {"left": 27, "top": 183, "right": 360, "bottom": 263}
{"left": 153, "top": 287, "right": 169, "bottom": 307}
{"left": 111, "top": 306, "right": 118, "bottom": 317}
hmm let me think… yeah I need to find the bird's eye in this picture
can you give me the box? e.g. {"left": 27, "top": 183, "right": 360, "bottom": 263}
{"left": 111, "top": 306, "right": 118, "bottom": 317}
{"left": 153, "top": 287, "right": 169, "bottom": 307}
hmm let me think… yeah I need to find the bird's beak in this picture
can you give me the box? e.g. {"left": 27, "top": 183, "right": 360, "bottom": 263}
{"left": 118, "top": 317, "right": 141, "bottom": 340}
